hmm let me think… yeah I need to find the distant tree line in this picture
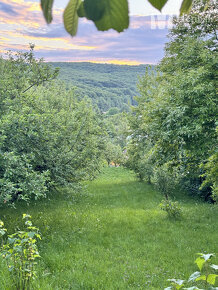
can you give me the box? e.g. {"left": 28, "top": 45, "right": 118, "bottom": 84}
{"left": 51, "top": 62, "right": 147, "bottom": 112}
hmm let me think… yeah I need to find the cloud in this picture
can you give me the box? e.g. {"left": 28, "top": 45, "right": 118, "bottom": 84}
{"left": 0, "top": 2, "right": 19, "bottom": 16}
{"left": 22, "top": 25, "right": 67, "bottom": 39}
{"left": 0, "top": 1, "right": 171, "bottom": 64}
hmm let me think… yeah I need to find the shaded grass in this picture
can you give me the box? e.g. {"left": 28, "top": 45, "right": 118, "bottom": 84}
{"left": 0, "top": 167, "right": 217, "bottom": 289}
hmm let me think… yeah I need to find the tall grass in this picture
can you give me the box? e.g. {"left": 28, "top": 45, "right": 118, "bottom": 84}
{"left": 0, "top": 167, "right": 217, "bottom": 289}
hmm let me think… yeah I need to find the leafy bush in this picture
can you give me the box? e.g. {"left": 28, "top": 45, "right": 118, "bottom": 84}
{"left": 134, "top": 151, "right": 154, "bottom": 183}
{"left": 0, "top": 214, "right": 41, "bottom": 289}
{"left": 153, "top": 165, "right": 178, "bottom": 199}
{"left": 159, "top": 199, "right": 182, "bottom": 219}
{"left": 200, "top": 151, "right": 218, "bottom": 203}
{"left": 165, "top": 253, "right": 218, "bottom": 289}
{"left": 127, "top": 1, "right": 217, "bottom": 201}
{"left": 0, "top": 48, "right": 105, "bottom": 206}
{"left": 0, "top": 152, "right": 49, "bottom": 205}
{"left": 105, "top": 142, "right": 124, "bottom": 166}
{"left": 126, "top": 136, "right": 155, "bottom": 183}
{"left": 179, "top": 175, "right": 203, "bottom": 198}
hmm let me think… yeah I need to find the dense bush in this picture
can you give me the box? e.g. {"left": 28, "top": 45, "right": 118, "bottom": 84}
{"left": 153, "top": 165, "right": 178, "bottom": 200}
{"left": 127, "top": 1, "right": 217, "bottom": 200}
{"left": 105, "top": 142, "right": 125, "bottom": 166}
{"left": 0, "top": 49, "right": 105, "bottom": 206}
{"left": 200, "top": 150, "right": 218, "bottom": 203}
{"left": 0, "top": 152, "right": 49, "bottom": 204}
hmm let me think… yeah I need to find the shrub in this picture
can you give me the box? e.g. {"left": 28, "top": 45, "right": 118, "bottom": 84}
{"left": 159, "top": 199, "right": 182, "bottom": 219}
{"left": 0, "top": 214, "right": 41, "bottom": 289}
{"left": 0, "top": 49, "right": 105, "bottom": 206}
{"left": 153, "top": 164, "right": 178, "bottom": 199}
{"left": 0, "top": 152, "right": 49, "bottom": 205}
{"left": 165, "top": 253, "right": 218, "bottom": 289}
{"left": 200, "top": 151, "right": 218, "bottom": 203}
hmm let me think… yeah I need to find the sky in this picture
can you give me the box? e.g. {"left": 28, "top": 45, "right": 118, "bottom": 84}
{"left": 0, "top": 0, "right": 183, "bottom": 64}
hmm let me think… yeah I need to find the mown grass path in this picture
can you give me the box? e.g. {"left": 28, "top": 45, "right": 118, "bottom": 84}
{"left": 1, "top": 167, "right": 218, "bottom": 289}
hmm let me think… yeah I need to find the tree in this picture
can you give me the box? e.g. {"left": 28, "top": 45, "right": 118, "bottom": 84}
{"left": 126, "top": 67, "right": 161, "bottom": 182}
{"left": 105, "top": 142, "right": 124, "bottom": 166}
{"left": 156, "top": 0, "right": 217, "bottom": 197}
{"left": 103, "top": 112, "right": 129, "bottom": 149}
{"left": 0, "top": 45, "right": 59, "bottom": 114}
{"left": 0, "top": 48, "right": 105, "bottom": 206}
{"left": 40, "top": 0, "right": 203, "bottom": 36}
{"left": 127, "top": 0, "right": 217, "bottom": 200}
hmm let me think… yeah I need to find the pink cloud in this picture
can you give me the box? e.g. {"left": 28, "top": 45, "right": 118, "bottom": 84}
{"left": 0, "top": 1, "right": 170, "bottom": 64}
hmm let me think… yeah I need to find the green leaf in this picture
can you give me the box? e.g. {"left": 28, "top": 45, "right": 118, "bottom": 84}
{"left": 147, "top": 0, "right": 168, "bottom": 11}
{"left": 28, "top": 232, "right": 36, "bottom": 238}
{"left": 167, "top": 279, "right": 185, "bottom": 288}
{"left": 84, "top": 0, "right": 106, "bottom": 21}
{"left": 14, "top": 245, "right": 22, "bottom": 253}
{"left": 196, "top": 275, "right": 206, "bottom": 281}
{"left": 207, "top": 274, "right": 218, "bottom": 285}
{"left": 77, "top": 2, "right": 86, "bottom": 17}
{"left": 23, "top": 214, "right": 31, "bottom": 219}
{"left": 180, "top": 0, "right": 192, "bottom": 15}
{"left": 8, "top": 238, "right": 16, "bottom": 244}
{"left": 94, "top": 0, "right": 129, "bottom": 33}
{"left": 184, "top": 287, "right": 203, "bottom": 290}
{"left": 41, "top": 0, "right": 54, "bottom": 24}
{"left": 35, "top": 233, "right": 41, "bottom": 239}
{"left": 176, "top": 285, "right": 184, "bottom": 290}
{"left": 167, "top": 279, "right": 185, "bottom": 285}
{"left": 202, "top": 253, "right": 214, "bottom": 261}
{"left": 0, "top": 229, "right": 6, "bottom": 236}
{"left": 8, "top": 265, "right": 14, "bottom": 272}
{"left": 188, "top": 271, "right": 201, "bottom": 282}
{"left": 211, "top": 264, "right": 218, "bottom": 271}
{"left": 64, "top": 0, "right": 81, "bottom": 36}
{"left": 195, "top": 257, "right": 206, "bottom": 271}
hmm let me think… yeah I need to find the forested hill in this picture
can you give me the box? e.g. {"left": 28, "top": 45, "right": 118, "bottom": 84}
{"left": 49, "top": 62, "right": 150, "bottom": 111}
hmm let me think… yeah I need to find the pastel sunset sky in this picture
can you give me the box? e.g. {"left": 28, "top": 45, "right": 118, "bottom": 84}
{"left": 0, "top": 0, "right": 183, "bottom": 64}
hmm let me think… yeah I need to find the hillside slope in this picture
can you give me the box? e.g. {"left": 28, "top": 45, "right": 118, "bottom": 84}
{"left": 50, "top": 62, "right": 149, "bottom": 111}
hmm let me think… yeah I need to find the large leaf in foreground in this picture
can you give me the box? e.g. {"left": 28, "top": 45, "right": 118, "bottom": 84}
{"left": 180, "top": 0, "right": 193, "bottom": 15}
{"left": 41, "top": 0, "right": 54, "bottom": 24}
{"left": 64, "top": 0, "right": 80, "bottom": 36}
{"left": 83, "top": 0, "right": 106, "bottom": 21}
{"left": 147, "top": 0, "right": 168, "bottom": 11}
{"left": 94, "top": 0, "right": 129, "bottom": 32}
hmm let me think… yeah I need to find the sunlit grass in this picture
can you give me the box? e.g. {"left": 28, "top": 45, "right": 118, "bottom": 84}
{"left": 0, "top": 167, "right": 217, "bottom": 289}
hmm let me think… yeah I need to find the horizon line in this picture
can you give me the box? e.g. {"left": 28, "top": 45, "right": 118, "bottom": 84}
{"left": 45, "top": 60, "right": 155, "bottom": 66}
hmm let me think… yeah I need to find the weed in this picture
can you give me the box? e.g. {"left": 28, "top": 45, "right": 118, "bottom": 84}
{"left": 0, "top": 214, "right": 41, "bottom": 290}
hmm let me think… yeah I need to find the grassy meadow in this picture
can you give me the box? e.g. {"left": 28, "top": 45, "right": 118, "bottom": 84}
{"left": 0, "top": 167, "right": 217, "bottom": 289}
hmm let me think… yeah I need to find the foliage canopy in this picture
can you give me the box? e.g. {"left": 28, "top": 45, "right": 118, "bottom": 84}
{"left": 0, "top": 48, "right": 105, "bottom": 206}
{"left": 127, "top": 0, "right": 218, "bottom": 201}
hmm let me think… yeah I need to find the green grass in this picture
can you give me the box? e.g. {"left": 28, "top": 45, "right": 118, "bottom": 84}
{"left": 0, "top": 167, "right": 218, "bottom": 289}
